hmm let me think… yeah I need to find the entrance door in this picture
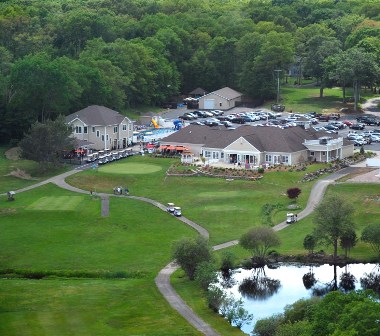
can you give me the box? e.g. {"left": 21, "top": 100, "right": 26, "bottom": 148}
{"left": 273, "top": 155, "right": 281, "bottom": 164}
{"left": 243, "top": 155, "right": 256, "bottom": 164}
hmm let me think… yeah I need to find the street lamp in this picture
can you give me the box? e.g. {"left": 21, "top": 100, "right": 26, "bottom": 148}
{"left": 274, "top": 70, "right": 282, "bottom": 104}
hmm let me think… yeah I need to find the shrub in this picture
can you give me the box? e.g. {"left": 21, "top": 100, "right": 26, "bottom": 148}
{"left": 195, "top": 261, "right": 217, "bottom": 290}
{"left": 172, "top": 236, "right": 212, "bottom": 280}
{"left": 220, "top": 251, "right": 236, "bottom": 272}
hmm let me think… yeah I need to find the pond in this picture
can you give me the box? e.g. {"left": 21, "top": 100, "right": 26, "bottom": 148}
{"left": 216, "top": 263, "right": 379, "bottom": 334}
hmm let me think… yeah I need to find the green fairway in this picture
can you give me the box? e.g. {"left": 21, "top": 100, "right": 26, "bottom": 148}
{"left": 0, "top": 279, "right": 201, "bottom": 336}
{"left": 0, "top": 183, "right": 198, "bottom": 273}
{"left": 27, "top": 196, "right": 85, "bottom": 210}
{"left": 99, "top": 162, "right": 163, "bottom": 174}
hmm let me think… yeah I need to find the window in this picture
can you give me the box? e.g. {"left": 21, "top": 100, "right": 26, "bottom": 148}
{"left": 129, "top": 124, "right": 132, "bottom": 131}
{"left": 92, "top": 127, "right": 95, "bottom": 133}
{"left": 204, "top": 151, "right": 211, "bottom": 158}
{"left": 265, "top": 154, "right": 272, "bottom": 162}
{"left": 96, "top": 130, "right": 100, "bottom": 137}
{"left": 322, "top": 151, "right": 326, "bottom": 156}
{"left": 122, "top": 124, "right": 127, "bottom": 131}
{"left": 212, "top": 152, "right": 219, "bottom": 159}
{"left": 221, "top": 153, "right": 224, "bottom": 159}
{"left": 114, "top": 126, "right": 118, "bottom": 133}
{"left": 106, "top": 135, "right": 109, "bottom": 141}
{"left": 101, "top": 135, "right": 104, "bottom": 141}
{"left": 83, "top": 127, "right": 88, "bottom": 134}
{"left": 282, "top": 156, "right": 289, "bottom": 163}
{"left": 310, "top": 151, "right": 315, "bottom": 156}
{"left": 75, "top": 126, "right": 82, "bottom": 134}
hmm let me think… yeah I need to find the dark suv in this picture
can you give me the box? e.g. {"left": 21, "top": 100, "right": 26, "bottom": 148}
{"left": 230, "top": 117, "right": 246, "bottom": 124}
{"left": 350, "top": 123, "right": 365, "bottom": 130}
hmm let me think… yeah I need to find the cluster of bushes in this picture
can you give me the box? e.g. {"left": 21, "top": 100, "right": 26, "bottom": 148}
{"left": 0, "top": 268, "right": 146, "bottom": 279}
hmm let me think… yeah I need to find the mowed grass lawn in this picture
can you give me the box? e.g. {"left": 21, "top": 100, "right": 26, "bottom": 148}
{"left": 0, "top": 183, "right": 206, "bottom": 336}
{"left": 263, "top": 84, "right": 377, "bottom": 113}
{"left": 0, "top": 146, "right": 70, "bottom": 194}
{"left": 67, "top": 156, "right": 321, "bottom": 245}
{"left": 0, "top": 279, "right": 201, "bottom": 336}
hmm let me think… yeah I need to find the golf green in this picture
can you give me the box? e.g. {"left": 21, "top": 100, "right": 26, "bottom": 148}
{"left": 99, "top": 162, "right": 162, "bottom": 174}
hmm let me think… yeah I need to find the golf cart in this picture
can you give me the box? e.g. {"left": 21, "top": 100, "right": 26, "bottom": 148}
{"left": 166, "top": 203, "right": 175, "bottom": 213}
{"left": 7, "top": 191, "right": 15, "bottom": 201}
{"left": 173, "top": 207, "right": 182, "bottom": 217}
{"left": 286, "top": 212, "right": 297, "bottom": 224}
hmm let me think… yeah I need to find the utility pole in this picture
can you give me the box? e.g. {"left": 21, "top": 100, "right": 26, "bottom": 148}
{"left": 274, "top": 70, "right": 282, "bottom": 104}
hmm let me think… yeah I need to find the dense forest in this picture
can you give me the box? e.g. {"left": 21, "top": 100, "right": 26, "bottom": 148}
{"left": 0, "top": 0, "right": 380, "bottom": 142}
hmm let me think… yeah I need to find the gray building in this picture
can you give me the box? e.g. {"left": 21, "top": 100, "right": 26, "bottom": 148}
{"left": 66, "top": 105, "right": 134, "bottom": 150}
{"left": 160, "top": 125, "right": 354, "bottom": 166}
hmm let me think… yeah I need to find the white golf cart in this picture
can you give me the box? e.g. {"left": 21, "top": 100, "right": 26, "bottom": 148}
{"left": 166, "top": 203, "right": 175, "bottom": 213}
{"left": 173, "top": 207, "right": 182, "bottom": 217}
{"left": 286, "top": 212, "right": 297, "bottom": 224}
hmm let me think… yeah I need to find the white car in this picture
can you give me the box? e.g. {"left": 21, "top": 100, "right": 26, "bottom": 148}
{"left": 370, "top": 134, "right": 380, "bottom": 142}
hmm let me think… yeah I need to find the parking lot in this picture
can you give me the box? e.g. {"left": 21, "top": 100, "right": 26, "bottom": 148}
{"left": 159, "top": 107, "right": 380, "bottom": 151}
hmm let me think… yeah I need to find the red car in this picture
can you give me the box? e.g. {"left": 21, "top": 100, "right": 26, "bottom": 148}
{"left": 343, "top": 120, "right": 353, "bottom": 127}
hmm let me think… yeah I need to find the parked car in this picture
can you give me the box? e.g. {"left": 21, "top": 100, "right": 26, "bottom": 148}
{"left": 343, "top": 120, "right": 353, "bottom": 127}
{"left": 180, "top": 114, "right": 195, "bottom": 120}
{"left": 230, "top": 117, "right": 246, "bottom": 124}
{"left": 353, "top": 139, "right": 366, "bottom": 146}
{"left": 350, "top": 123, "right": 365, "bottom": 130}
{"left": 204, "top": 120, "right": 222, "bottom": 126}
{"left": 329, "top": 121, "right": 346, "bottom": 129}
{"left": 220, "top": 121, "right": 234, "bottom": 128}
{"left": 329, "top": 113, "right": 341, "bottom": 120}
{"left": 317, "top": 114, "right": 330, "bottom": 122}
{"left": 193, "top": 110, "right": 207, "bottom": 118}
{"left": 271, "top": 104, "right": 285, "bottom": 112}
{"left": 363, "top": 118, "right": 380, "bottom": 126}
{"left": 356, "top": 116, "right": 371, "bottom": 123}
{"left": 325, "top": 124, "right": 339, "bottom": 131}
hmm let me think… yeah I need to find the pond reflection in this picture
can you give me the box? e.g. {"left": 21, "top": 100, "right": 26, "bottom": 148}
{"left": 238, "top": 267, "right": 281, "bottom": 300}
{"left": 216, "top": 263, "right": 379, "bottom": 335}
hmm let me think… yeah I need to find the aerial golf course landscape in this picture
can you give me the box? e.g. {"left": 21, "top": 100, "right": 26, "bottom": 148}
{"left": 1, "top": 150, "right": 379, "bottom": 336}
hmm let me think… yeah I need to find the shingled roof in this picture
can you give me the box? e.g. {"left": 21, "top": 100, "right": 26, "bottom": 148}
{"left": 66, "top": 105, "right": 131, "bottom": 126}
{"left": 161, "top": 125, "right": 346, "bottom": 153}
{"left": 204, "top": 87, "right": 242, "bottom": 100}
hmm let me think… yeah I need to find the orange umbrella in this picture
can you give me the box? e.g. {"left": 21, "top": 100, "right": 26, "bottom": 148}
{"left": 166, "top": 145, "right": 176, "bottom": 150}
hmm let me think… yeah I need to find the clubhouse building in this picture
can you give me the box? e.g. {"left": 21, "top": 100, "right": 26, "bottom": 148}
{"left": 160, "top": 125, "right": 354, "bottom": 166}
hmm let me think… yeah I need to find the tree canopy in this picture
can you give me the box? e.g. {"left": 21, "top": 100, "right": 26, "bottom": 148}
{"left": 239, "top": 226, "right": 280, "bottom": 264}
{"left": 19, "top": 115, "right": 75, "bottom": 170}
{"left": 1, "top": 0, "right": 380, "bottom": 142}
{"left": 313, "top": 195, "right": 355, "bottom": 261}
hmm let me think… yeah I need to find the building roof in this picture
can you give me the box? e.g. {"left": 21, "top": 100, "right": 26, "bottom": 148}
{"left": 203, "top": 87, "right": 242, "bottom": 101}
{"left": 189, "top": 87, "right": 208, "bottom": 95}
{"left": 161, "top": 125, "right": 348, "bottom": 153}
{"left": 66, "top": 105, "right": 131, "bottom": 126}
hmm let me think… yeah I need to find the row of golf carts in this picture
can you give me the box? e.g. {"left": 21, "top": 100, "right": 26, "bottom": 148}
{"left": 167, "top": 203, "right": 182, "bottom": 217}
{"left": 86, "top": 149, "right": 134, "bottom": 165}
